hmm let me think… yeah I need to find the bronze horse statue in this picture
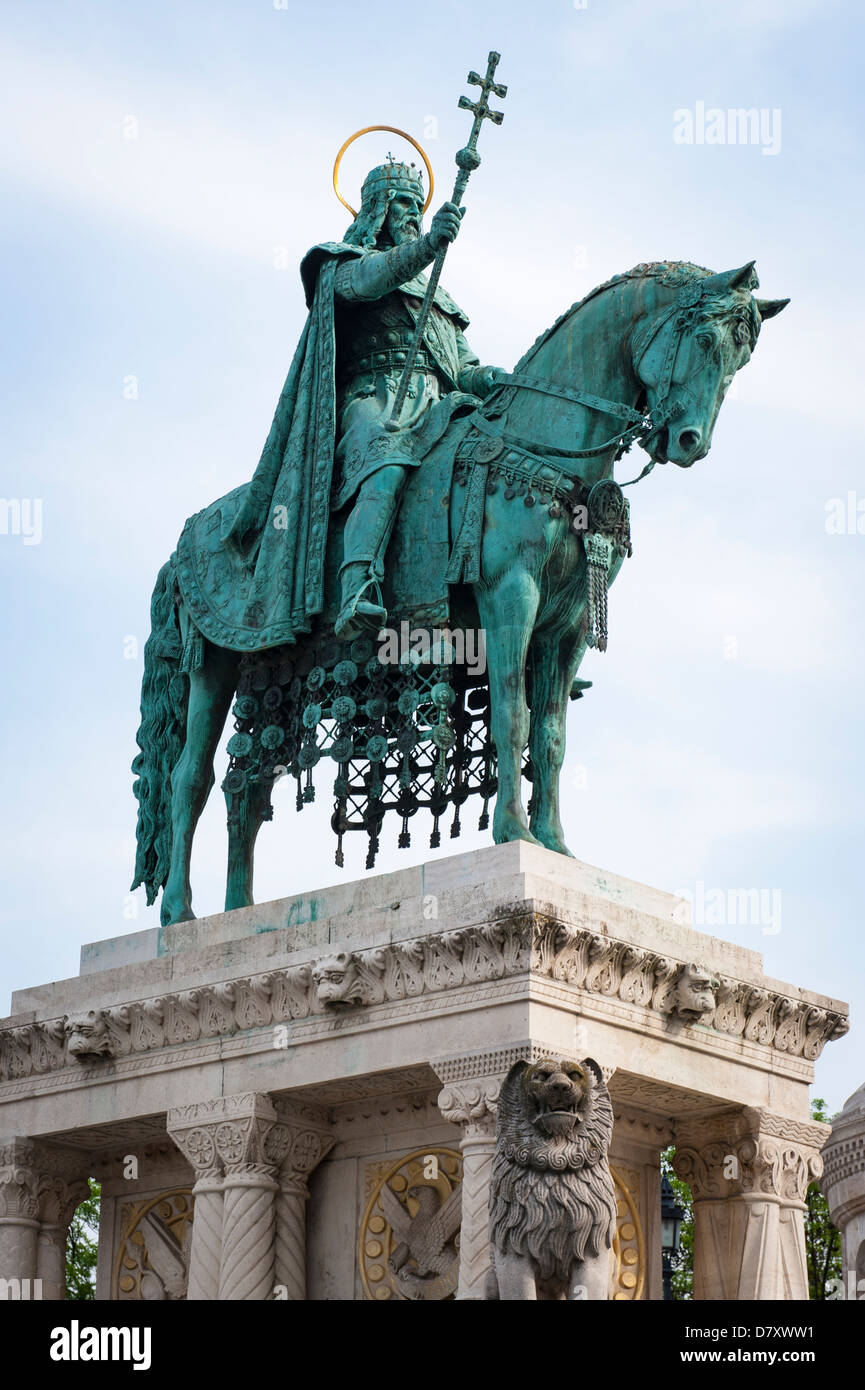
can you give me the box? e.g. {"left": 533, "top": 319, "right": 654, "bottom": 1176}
{"left": 132, "top": 260, "right": 786, "bottom": 925}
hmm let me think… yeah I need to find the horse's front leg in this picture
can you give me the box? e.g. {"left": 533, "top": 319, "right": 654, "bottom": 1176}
{"left": 474, "top": 570, "right": 541, "bottom": 847}
{"left": 162, "top": 631, "right": 238, "bottom": 926}
{"left": 527, "top": 631, "right": 586, "bottom": 856}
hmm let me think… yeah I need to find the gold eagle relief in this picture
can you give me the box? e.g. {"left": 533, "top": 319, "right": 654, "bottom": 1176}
{"left": 359, "top": 1152, "right": 644, "bottom": 1300}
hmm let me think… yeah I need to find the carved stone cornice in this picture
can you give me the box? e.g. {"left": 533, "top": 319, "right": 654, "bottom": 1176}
{"left": 672, "top": 1108, "right": 829, "bottom": 1206}
{"left": 0, "top": 915, "right": 848, "bottom": 1083}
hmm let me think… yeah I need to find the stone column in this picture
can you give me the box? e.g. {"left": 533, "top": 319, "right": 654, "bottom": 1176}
{"left": 0, "top": 1138, "right": 40, "bottom": 1295}
{"left": 0, "top": 1138, "right": 88, "bottom": 1300}
{"left": 271, "top": 1101, "right": 334, "bottom": 1301}
{"left": 169, "top": 1093, "right": 333, "bottom": 1302}
{"left": 673, "top": 1108, "right": 829, "bottom": 1300}
{"left": 438, "top": 1081, "right": 499, "bottom": 1300}
{"left": 820, "top": 1081, "right": 865, "bottom": 1301}
{"left": 36, "top": 1168, "right": 91, "bottom": 1300}
{"left": 436, "top": 1043, "right": 601, "bottom": 1300}
{"left": 168, "top": 1110, "right": 226, "bottom": 1302}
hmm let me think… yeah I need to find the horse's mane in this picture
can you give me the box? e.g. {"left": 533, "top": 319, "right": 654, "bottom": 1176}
{"left": 515, "top": 260, "right": 716, "bottom": 371}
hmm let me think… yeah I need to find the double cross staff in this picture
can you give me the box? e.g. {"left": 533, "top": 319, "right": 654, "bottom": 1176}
{"left": 385, "top": 51, "right": 507, "bottom": 429}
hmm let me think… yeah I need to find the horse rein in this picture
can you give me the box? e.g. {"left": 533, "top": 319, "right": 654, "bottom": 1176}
{"left": 478, "top": 278, "right": 715, "bottom": 487}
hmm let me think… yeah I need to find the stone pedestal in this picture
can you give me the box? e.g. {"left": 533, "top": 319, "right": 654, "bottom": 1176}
{"left": 0, "top": 842, "right": 849, "bottom": 1300}
{"left": 821, "top": 1081, "right": 865, "bottom": 1301}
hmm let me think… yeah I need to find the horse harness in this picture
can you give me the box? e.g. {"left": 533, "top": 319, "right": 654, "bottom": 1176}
{"left": 445, "top": 285, "right": 706, "bottom": 650}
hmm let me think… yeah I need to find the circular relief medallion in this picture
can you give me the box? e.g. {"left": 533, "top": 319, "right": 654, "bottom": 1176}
{"left": 359, "top": 1148, "right": 463, "bottom": 1301}
{"left": 112, "top": 1190, "right": 193, "bottom": 1301}
{"left": 226, "top": 731, "right": 253, "bottom": 759}
{"left": 474, "top": 435, "right": 505, "bottom": 463}
{"left": 587, "top": 479, "right": 626, "bottom": 532}
{"left": 609, "top": 1166, "right": 646, "bottom": 1300}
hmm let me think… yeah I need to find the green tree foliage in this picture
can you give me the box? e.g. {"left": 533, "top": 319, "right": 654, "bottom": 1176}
{"left": 662, "top": 1097, "right": 843, "bottom": 1302}
{"left": 660, "top": 1147, "right": 693, "bottom": 1299}
{"left": 65, "top": 1179, "right": 100, "bottom": 1300}
{"left": 805, "top": 1098, "right": 842, "bottom": 1300}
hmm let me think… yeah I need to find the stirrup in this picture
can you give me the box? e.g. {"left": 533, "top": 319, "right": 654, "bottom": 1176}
{"left": 335, "top": 574, "right": 388, "bottom": 640}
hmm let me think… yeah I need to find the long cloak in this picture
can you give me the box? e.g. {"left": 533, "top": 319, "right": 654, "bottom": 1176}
{"left": 174, "top": 242, "right": 470, "bottom": 653}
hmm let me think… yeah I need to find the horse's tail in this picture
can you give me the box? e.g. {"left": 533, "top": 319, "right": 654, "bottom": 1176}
{"left": 131, "top": 560, "right": 187, "bottom": 905}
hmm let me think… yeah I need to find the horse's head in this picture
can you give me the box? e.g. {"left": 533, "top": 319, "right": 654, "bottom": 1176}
{"left": 634, "top": 262, "right": 788, "bottom": 466}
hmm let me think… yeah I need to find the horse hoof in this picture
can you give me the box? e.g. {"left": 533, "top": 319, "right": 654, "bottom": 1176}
{"left": 532, "top": 831, "right": 576, "bottom": 858}
{"left": 161, "top": 902, "right": 196, "bottom": 927}
{"left": 493, "top": 821, "right": 542, "bottom": 848}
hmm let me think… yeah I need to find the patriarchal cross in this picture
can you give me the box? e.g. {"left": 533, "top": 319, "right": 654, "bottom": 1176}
{"left": 387, "top": 50, "right": 508, "bottom": 426}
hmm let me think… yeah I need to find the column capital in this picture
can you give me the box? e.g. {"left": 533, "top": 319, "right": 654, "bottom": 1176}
{"left": 271, "top": 1099, "right": 334, "bottom": 1188}
{"left": 673, "top": 1108, "right": 829, "bottom": 1207}
{"left": 0, "top": 1137, "right": 40, "bottom": 1222}
{"left": 168, "top": 1092, "right": 334, "bottom": 1185}
{"left": 436, "top": 1078, "right": 500, "bottom": 1138}
{"left": 167, "top": 1092, "right": 277, "bottom": 1181}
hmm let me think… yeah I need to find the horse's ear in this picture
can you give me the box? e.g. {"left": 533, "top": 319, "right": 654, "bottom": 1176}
{"left": 756, "top": 297, "right": 790, "bottom": 320}
{"left": 701, "top": 262, "right": 759, "bottom": 295}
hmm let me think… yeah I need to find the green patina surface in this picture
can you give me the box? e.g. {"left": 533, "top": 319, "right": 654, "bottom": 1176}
{"left": 131, "top": 52, "right": 787, "bottom": 926}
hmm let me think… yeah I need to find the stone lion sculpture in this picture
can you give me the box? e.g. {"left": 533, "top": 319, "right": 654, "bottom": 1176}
{"left": 486, "top": 1056, "right": 617, "bottom": 1300}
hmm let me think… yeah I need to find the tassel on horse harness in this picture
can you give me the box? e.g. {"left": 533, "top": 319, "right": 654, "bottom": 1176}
{"left": 454, "top": 407, "right": 642, "bottom": 652}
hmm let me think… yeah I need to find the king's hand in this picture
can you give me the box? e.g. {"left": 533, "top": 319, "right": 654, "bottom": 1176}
{"left": 429, "top": 201, "right": 465, "bottom": 251}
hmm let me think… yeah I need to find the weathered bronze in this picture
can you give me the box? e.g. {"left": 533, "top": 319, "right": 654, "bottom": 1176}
{"left": 132, "top": 52, "right": 788, "bottom": 926}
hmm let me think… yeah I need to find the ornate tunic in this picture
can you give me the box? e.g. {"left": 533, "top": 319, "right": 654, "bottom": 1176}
{"left": 331, "top": 265, "right": 485, "bottom": 509}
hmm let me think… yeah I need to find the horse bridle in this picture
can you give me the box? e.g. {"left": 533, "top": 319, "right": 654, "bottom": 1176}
{"left": 479, "top": 278, "right": 714, "bottom": 487}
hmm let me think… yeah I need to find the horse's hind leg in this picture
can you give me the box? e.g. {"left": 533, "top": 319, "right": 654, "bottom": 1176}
{"left": 225, "top": 777, "right": 272, "bottom": 912}
{"left": 527, "top": 631, "right": 585, "bottom": 857}
{"left": 162, "top": 636, "right": 238, "bottom": 926}
{"left": 474, "top": 574, "right": 542, "bottom": 848}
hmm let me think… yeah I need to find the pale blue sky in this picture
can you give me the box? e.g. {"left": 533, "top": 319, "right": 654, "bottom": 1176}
{"left": 1, "top": 0, "right": 862, "bottom": 1111}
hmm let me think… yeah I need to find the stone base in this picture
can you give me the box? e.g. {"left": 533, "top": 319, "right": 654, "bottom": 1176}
{"left": 0, "top": 842, "right": 847, "bottom": 1300}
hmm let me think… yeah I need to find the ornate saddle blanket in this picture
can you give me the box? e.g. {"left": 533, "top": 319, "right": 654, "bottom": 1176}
{"left": 174, "top": 396, "right": 477, "bottom": 653}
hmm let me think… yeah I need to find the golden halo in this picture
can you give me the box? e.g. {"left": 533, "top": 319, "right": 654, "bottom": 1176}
{"left": 332, "top": 125, "right": 434, "bottom": 218}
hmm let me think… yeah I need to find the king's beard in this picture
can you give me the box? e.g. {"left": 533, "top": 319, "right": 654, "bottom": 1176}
{"left": 380, "top": 219, "right": 420, "bottom": 248}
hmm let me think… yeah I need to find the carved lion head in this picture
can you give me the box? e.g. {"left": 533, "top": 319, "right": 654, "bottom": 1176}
{"left": 495, "top": 1055, "right": 614, "bottom": 1169}
{"left": 64, "top": 1009, "right": 112, "bottom": 1058}
{"left": 675, "top": 963, "right": 718, "bottom": 1020}
{"left": 520, "top": 1057, "right": 594, "bottom": 1138}
{"left": 311, "top": 952, "right": 357, "bottom": 1006}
